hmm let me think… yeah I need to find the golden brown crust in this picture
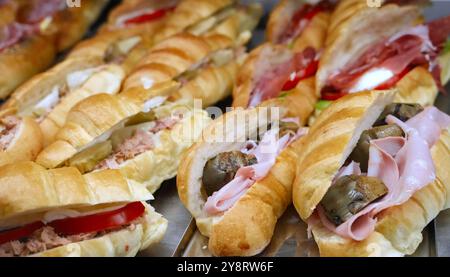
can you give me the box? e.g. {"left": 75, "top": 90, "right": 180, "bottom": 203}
{"left": 394, "top": 66, "right": 438, "bottom": 107}
{"left": 51, "top": 0, "right": 108, "bottom": 51}
{"left": 1, "top": 56, "right": 103, "bottom": 115}
{"left": 153, "top": 0, "right": 235, "bottom": 43}
{"left": 0, "top": 161, "right": 152, "bottom": 228}
{"left": 123, "top": 33, "right": 233, "bottom": 90}
{"left": 0, "top": 117, "right": 43, "bottom": 167}
{"left": 0, "top": 35, "right": 56, "bottom": 99}
{"left": 177, "top": 107, "right": 301, "bottom": 256}
{"left": 35, "top": 81, "right": 179, "bottom": 169}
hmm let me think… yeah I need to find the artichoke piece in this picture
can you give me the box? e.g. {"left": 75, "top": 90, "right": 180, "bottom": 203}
{"left": 374, "top": 103, "right": 423, "bottom": 126}
{"left": 279, "top": 121, "right": 299, "bottom": 137}
{"left": 202, "top": 151, "right": 257, "bottom": 196}
{"left": 320, "top": 175, "right": 388, "bottom": 226}
{"left": 68, "top": 141, "right": 113, "bottom": 174}
{"left": 349, "top": 124, "right": 404, "bottom": 172}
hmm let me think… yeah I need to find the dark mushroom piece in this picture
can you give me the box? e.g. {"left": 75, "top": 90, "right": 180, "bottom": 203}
{"left": 349, "top": 124, "right": 404, "bottom": 172}
{"left": 279, "top": 121, "right": 299, "bottom": 137}
{"left": 374, "top": 103, "right": 423, "bottom": 126}
{"left": 202, "top": 151, "right": 257, "bottom": 196}
{"left": 320, "top": 174, "right": 388, "bottom": 226}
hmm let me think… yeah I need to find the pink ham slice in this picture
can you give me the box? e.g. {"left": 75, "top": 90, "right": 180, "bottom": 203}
{"left": 317, "top": 107, "right": 450, "bottom": 241}
{"left": 204, "top": 126, "right": 308, "bottom": 215}
{"left": 23, "top": 0, "right": 66, "bottom": 24}
{"left": 248, "top": 47, "right": 317, "bottom": 107}
{"left": 0, "top": 22, "right": 37, "bottom": 51}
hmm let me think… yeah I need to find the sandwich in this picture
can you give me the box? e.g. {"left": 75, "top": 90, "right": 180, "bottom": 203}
{"left": 0, "top": 115, "right": 43, "bottom": 167}
{"left": 316, "top": 0, "right": 450, "bottom": 107}
{"left": 1, "top": 58, "right": 125, "bottom": 146}
{"left": 232, "top": 43, "right": 318, "bottom": 125}
{"left": 266, "top": 0, "right": 334, "bottom": 51}
{"left": 0, "top": 0, "right": 107, "bottom": 99}
{"left": 36, "top": 81, "right": 211, "bottom": 193}
{"left": 0, "top": 161, "right": 167, "bottom": 257}
{"left": 177, "top": 107, "right": 308, "bottom": 256}
{"left": 293, "top": 89, "right": 450, "bottom": 256}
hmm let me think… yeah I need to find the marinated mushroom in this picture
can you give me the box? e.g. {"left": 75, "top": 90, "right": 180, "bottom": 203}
{"left": 349, "top": 124, "right": 404, "bottom": 172}
{"left": 202, "top": 151, "right": 257, "bottom": 196}
{"left": 320, "top": 174, "right": 388, "bottom": 225}
{"left": 374, "top": 103, "right": 423, "bottom": 126}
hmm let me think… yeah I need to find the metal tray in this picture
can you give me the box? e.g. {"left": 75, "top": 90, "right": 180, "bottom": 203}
{"left": 142, "top": 0, "right": 450, "bottom": 257}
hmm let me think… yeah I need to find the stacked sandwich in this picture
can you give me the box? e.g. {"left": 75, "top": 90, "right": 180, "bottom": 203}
{"left": 0, "top": 0, "right": 262, "bottom": 257}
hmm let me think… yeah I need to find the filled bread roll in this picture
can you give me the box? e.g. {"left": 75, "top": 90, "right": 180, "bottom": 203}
{"left": 293, "top": 90, "right": 450, "bottom": 256}
{"left": 177, "top": 107, "right": 308, "bottom": 256}
{"left": 0, "top": 116, "right": 43, "bottom": 167}
{"left": 316, "top": 0, "right": 450, "bottom": 106}
{"left": 0, "top": 161, "right": 167, "bottom": 257}
{"left": 266, "top": 0, "right": 332, "bottom": 52}
{"left": 36, "top": 81, "right": 210, "bottom": 193}
{"left": 232, "top": 43, "right": 318, "bottom": 125}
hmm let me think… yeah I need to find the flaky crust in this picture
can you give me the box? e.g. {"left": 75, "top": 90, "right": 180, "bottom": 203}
{"left": 232, "top": 44, "right": 318, "bottom": 125}
{"left": 0, "top": 161, "right": 152, "bottom": 229}
{"left": 293, "top": 90, "right": 450, "bottom": 256}
{"left": 153, "top": 0, "right": 235, "bottom": 43}
{"left": 51, "top": 0, "right": 108, "bottom": 51}
{"left": 32, "top": 203, "right": 168, "bottom": 257}
{"left": 0, "top": 35, "right": 56, "bottom": 99}
{"left": 266, "top": 0, "right": 330, "bottom": 52}
{"left": 171, "top": 60, "right": 238, "bottom": 107}
{"left": 39, "top": 64, "right": 126, "bottom": 146}
{"left": 0, "top": 117, "right": 43, "bottom": 167}
{"left": 177, "top": 107, "right": 299, "bottom": 256}
{"left": 317, "top": 1, "right": 421, "bottom": 94}
{"left": 394, "top": 66, "right": 438, "bottom": 107}
{"left": 0, "top": 56, "right": 103, "bottom": 116}
{"left": 35, "top": 81, "right": 179, "bottom": 169}
{"left": 123, "top": 33, "right": 233, "bottom": 90}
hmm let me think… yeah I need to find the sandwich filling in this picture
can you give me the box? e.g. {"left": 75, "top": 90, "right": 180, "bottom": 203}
{"left": 114, "top": 0, "right": 178, "bottom": 27}
{"left": 313, "top": 103, "right": 450, "bottom": 241}
{"left": 0, "top": 116, "right": 20, "bottom": 151}
{"left": 248, "top": 46, "right": 318, "bottom": 107}
{"left": 273, "top": 0, "right": 334, "bottom": 45}
{"left": 0, "top": 202, "right": 146, "bottom": 257}
{"left": 321, "top": 15, "right": 450, "bottom": 99}
{"left": 203, "top": 119, "right": 307, "bottom": 215}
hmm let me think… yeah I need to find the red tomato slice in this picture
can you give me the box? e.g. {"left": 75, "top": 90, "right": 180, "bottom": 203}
{"left": 0, "top": 221, "right": 44, "bottom": 245}
{"left": 49, "top": 202, "right": 146, "bottom": 236}
{"left": 281, "top": 59, "right": 319, "bottom": 91}
{"left": 374, "top": 67, "right": 412, "bottom": 90}
{"left": 321, "top": 91, "right": 348, "bottom": 101}
{"left": 124, "top": 6, "right": 175, "bottom": 25}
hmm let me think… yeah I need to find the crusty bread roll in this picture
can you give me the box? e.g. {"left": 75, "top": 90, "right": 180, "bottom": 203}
{"left": 232, "top": 44, "right": 318, "bottom": 125}
{"left": 51, "top": 0, "right": 108, "bottom": 51}
{"left": 36, "top": 81, "right": 179, "bottom": 169}
{"left": 0, "top": 116, "right": 43, "bottom": 167}
{"left": 0, "top": 56, "right": 104, "bottom": 116}
{"left": 0, "top": 35, "right": 56, "bottom": 99}
{"left": 316, "top": 0, "right": 448, "bottom": 106}
{"left": 39, "top": 64, "right": 126, "bottom": 146}
{"left": 292, "top": 90, "right": 450, "bottom": 256}
{"left": 0, "top": 161, "right": 167, "bottom": 257}
{"left": 266, "top": 0, "right": 330, "bottom": 52}
{"left": 123, "top": 33, "right": 233, "bottom": 90}
{"left": 153, "top": 0, "right": 235, "bottom": 43}
{"left": 177, "top": 107, "right": 302, "bottom": 256}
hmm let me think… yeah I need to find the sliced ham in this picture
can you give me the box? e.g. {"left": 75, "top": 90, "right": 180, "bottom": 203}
{"left": 204, "top": 126, "right": 308, "bottom": 215}
{"left": 249, "top": 47, "right": 317, "bottom": 107}
{"left": 22, "top": 0, "right": 66, "bottom": 24}
{"left": 316, "top": 107, "right": 450, "bottom": 241}
{"left": 0, "top": 22, "right": 37, "bottom": 51}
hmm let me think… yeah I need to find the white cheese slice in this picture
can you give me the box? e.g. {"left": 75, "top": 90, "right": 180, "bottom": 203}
{"left": 34, "top": 85, "right": 60, "bottom": 111}
{"left": 66, "top": 68, "right": 97, "bottom": 90}
{"left": 349, "top": 68, "right": 394, "bottom": 93}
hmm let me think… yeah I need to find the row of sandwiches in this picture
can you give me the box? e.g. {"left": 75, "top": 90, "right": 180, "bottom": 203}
{"left": 0, "top": 0, "right": 449, "bottom": 257}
